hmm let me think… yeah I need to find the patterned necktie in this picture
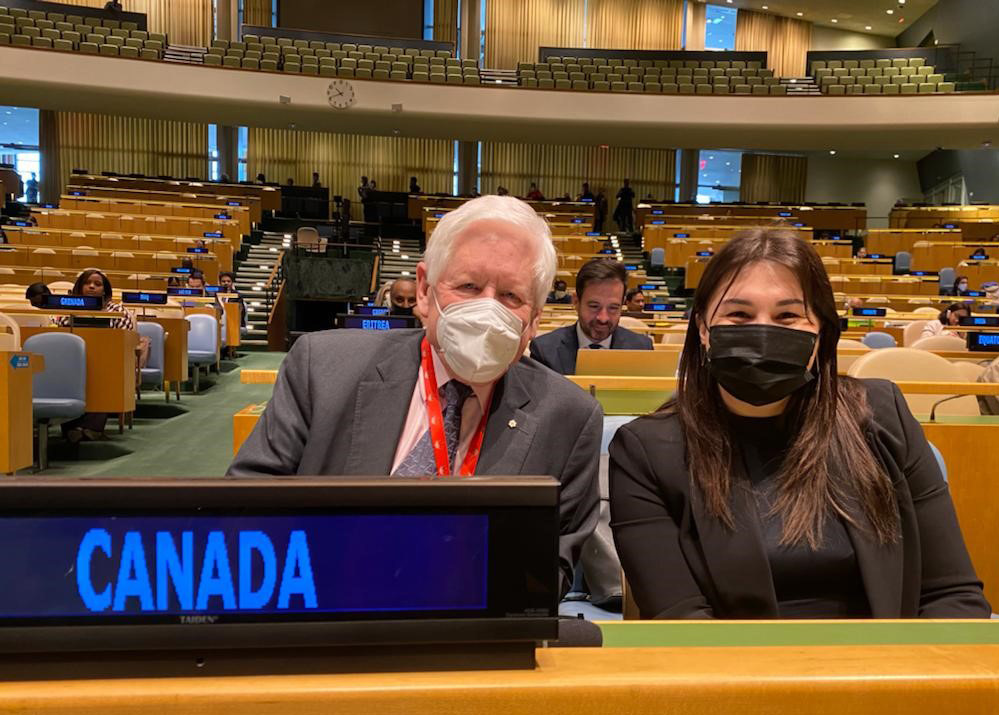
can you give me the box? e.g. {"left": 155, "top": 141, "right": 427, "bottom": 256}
{"left": 393, "top": 380, "right": 472, "bottom": 476}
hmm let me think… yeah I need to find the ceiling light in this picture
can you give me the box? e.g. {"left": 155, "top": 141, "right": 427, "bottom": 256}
{"left": 886, "top": 9, "right": 894, "bottom": 14}
{"left": 865, "top": 25, "right": 872, "bottom": 29}
{"left": 829, "top": 150, "right": 837, "bottom": 155}
{"left": 831, "top": 18, "right": 838, "bottom": 22}
{"left": 796, "top": 11, "right": 803, "bottom": 16}
{"left": 761, "top": 4, "right": 768, "bottom": 8}
{"left": 893, "top": 154, "right": 900, "bottom": 159}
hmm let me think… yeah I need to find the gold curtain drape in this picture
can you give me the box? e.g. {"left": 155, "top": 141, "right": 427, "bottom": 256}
{"left": 479, "top": 142, "right": 676, "bottom": 202}
{"left": 56, "top": 0, "right": 213, "bottom": 46}
{"left": 586, "top": 0, "right": 683, "bottom": 51}
{"left": 242, "top": 0, "right": 272, "bottom": 28}
{"left": 248, "top": 128, "right": 454, "bottom": 217}
{"left": 735, "top": 9, "right": 812, "bottom": 78}
{"left": 433, "top": 0, "right": 459, "bottom": 46}
{"left": 43, "top": 112, "right": 209, "bottom": 198}
{"left": 685, "top": 1, "right": 705, "bottom": 50}
{"left": 740, "top": 153, "right": 807, "bottom": 204}
{"left": 485, "top": 0, "right": 585, "bottom": 69}
{"left": 39, "top": 110, "right": 61, "bottom": 204}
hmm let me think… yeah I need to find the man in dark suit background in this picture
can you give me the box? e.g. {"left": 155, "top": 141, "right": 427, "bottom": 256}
{"left": 530, "top": 258, "right": 652, "bottom": 612}
{"left": 229, "top": 195, "right": 601, "bottom": 594}
{"left": 530, "top": 258, "right": 653, "bottom": 376}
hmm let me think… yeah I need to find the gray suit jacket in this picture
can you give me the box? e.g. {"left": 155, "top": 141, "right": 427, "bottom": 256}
{"left": 529, "top": 323, "right": 654, "bottom": 375}
{"left": 228, "top": 329, "right": 603, "bottom": 592}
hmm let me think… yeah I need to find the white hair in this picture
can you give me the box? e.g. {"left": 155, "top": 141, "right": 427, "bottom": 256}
{"left": 423, "top": 195, "right": 556, "bottom": 310}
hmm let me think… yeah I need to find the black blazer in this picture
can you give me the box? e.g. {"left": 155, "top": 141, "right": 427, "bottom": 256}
{"left": 530, "top": 323, "right": 654, "bottom": 375}
{"left": 609, "top": 378, "right": 991, "bottom": 619}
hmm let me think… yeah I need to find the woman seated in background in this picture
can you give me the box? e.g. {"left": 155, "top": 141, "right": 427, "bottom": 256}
{"left": 949, "top": 275, "right": 970, "bottom": 297}
{"left": 24, "top": 282, "right": 50, "bottom": 308}
{"left": 609, "top": 228, "right": 989, "bottom": 620}
{"left": 920, "top": 302, "right": 969, "bottom": 340}
{"left": 58, "top": 269, "right": 137, "bottom": 442}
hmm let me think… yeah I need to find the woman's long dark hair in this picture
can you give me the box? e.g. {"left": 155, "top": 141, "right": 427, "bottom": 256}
{"left": 661, "top": 228, "right": 899, "bottom": 548}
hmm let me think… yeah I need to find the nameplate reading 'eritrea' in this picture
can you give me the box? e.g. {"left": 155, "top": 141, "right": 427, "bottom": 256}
{"left": 0, "top": 515, "right": 489, "bottom": 619}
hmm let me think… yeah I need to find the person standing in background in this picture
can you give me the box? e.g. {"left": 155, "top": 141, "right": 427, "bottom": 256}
{"left": 409, "top": 176, "right": 422, "bottom": 194}
{"left": 25, "top": 172, "right": 38, "bottom": 204}
{"left": 579, "top": 183, "right": 594, "bottom": 202}
{"left": 614, "top": 179, "right": 635, "bottom": 233}
{"left": 593, "top": 187, "right": 609, "bottom": 234}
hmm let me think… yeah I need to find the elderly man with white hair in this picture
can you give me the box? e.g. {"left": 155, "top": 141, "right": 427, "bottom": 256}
{"left": 229, "top": 195, "right": 602, "bottom": 593}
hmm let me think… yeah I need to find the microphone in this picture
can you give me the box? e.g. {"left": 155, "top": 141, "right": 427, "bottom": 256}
{"left": 542, "top": 615, "right": 604, "bottom": 648}
{"left": 929, "top": 393, "right": 973, "bottom": 422}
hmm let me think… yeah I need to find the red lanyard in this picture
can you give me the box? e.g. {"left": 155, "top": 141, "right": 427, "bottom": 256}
{"left": 420, "top": 338, "right": 490, "bottom": 477}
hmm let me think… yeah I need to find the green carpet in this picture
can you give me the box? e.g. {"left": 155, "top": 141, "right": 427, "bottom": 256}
{"left": 36, "top": 351, "right": 285, "bottom": 478}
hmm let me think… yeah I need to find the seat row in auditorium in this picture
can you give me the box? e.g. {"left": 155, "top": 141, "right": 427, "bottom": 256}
{"left": 206, "top": 39, "right": 478, "bottom": 82}
{"left": 518, "top": 59, "right": 781, "bottom": 93}
{"left": 531, "top": 58, "right": 767, "bottom": 71}
{"left": 0, "top": 11, "right": 164, "bottom": 58}
{"left": 0, "top": 5, "right": 140, "bottom": 31}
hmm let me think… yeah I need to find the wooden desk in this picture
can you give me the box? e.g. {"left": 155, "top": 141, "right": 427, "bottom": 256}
{"left": 233, "top": 403, "right": 266, "bottom": 454}
{"left": 4, "top": 641, "right": 999, "bottom": 714}
{"left": 0, "top": 351, "right": 43, "bottom": 474}
{"left": 240, "top": 369, "right": 278, "bottom": 384}
{"left": 921, "top": 419, "right": 999, "bottom": 608}
{"left": 20, "top": 326, "right": 137, "bottom": 414}
{"left": 222, "top": 300, "right": 242, "bottom": 349}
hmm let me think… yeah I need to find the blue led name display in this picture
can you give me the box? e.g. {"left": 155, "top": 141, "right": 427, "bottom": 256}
{"left": 854, "top": 308, "right": 887, "bottom": 317}
{"left": 961, "top": 316, "right": 999, "bottom": 327}
{"left": 652, "top": 210, "right": 664, "bottom": 215}
{"left": 624, "top": 264, "right": 638, "bottom": 271}
{"left": 674, "top": 233, "right": 689, "bottom": 238}
{"left": 970, "top": 333, "right": 999, "bottom": 349}
{"left": 651, "top": 220, "right": 665, "bottom": 225}
{"left": 0, "top": 514, "right": 488, "bottom": 617}
{"left": 586, "top": 231, "right": 601, "bottom": 236}
{"left": 204, "top": 231, "right": 223, "bottom": 238}
{"left": 171, "top": 267, "right": 192, "bottom": 274}
{"left": 187, "top": 247, "right": 209, "bottom": 253}
{"left": 696, "top": 251, "right": 713, "bottom": 257}
{"left": 638, "top": 284, "right": 657, "bottom": 290}
{"left": 647, "top": 303, "right": 677, "bottom": 312}
{"left": 598, "top": 248, "right": 614, "bottom": 254}
{"left": 204, "top": 285, "right": 221, "bottom": 294}
{"left": 121, "top": 292, "right": 168, "bottom": 305}
{"left": 572, "top": 218, "right": 584, "bottom": 224}
{"left": 214, "top": 214, "right": 230, "bottom": 220}
{"left": 354, "top": 306, "right": 390, "bottom": 316}
{"left": 362, "top": 319, "right": 391, "bottom": 330}
{"left": 13, "top": 221, "right": 29, "bottom": 227}
{"left": 778, "top": 211, "right": 792, "bottom": 217}
{"left": 964, "top": 291, "right": 986, "bottom": 297}
{"left": 168, "top": 287, "right": 203, "bottom": 296}
{"left": 42, "top": 295, "right": 102, "bottom": 310}
{"left": 911, "top": 271, "right": 937, "bottom": 276}
{"left": 227, "top": 201, "right": 240, "bottom": 206}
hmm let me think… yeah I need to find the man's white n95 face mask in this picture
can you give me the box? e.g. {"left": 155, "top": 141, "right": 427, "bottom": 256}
{"left": 433, "top": 292, "right": 526, "bottom": 384}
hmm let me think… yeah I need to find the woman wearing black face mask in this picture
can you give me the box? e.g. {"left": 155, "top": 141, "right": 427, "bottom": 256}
{"left": 609, "top": 228, "right": 989, "bottom": 620}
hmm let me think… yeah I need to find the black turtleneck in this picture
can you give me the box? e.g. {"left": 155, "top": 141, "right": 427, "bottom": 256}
{"left": 728, "top": 412, "right": 871, "bottom": 619}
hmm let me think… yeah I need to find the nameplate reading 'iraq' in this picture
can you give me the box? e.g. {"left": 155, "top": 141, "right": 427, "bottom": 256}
{"left": 0, "top": 515, "right": 489, "bottom": 619}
